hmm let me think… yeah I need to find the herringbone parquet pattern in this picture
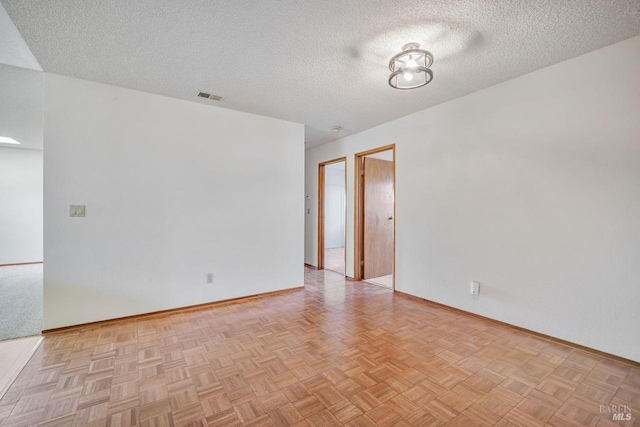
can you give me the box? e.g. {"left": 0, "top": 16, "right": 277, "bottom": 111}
{"left": 0, "top": 268, "right": 638, "bottom": 426}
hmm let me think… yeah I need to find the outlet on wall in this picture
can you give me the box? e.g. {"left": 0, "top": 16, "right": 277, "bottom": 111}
{"left": 206, "top": 273, "right": 214, "bottom": 284}
{"left": 471, "top": 281, "right": 480, "bottom": 296}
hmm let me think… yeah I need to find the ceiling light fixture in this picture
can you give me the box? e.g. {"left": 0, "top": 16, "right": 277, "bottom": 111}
{"left": 332, "top": 126, "right": 342, "bottom": 133}
{"left": 0, "top": 136, "right": 21, "bottom": 145}
{"left": 388, "top": 43, "right": 434, "bottom": 90}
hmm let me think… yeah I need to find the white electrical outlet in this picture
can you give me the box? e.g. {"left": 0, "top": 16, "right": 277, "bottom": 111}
{"left": 206, "top": 273, "right": 214, "bottom": 284}
{"left": 471, "top": 281, "right": 480, "bottom": 295}
{"left": 69, "top": 205, "right": 86, "bottom": 217}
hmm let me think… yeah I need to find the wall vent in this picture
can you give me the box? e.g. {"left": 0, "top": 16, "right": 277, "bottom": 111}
{"left": 197, "top": 92, "right": 223, "bottom": 101}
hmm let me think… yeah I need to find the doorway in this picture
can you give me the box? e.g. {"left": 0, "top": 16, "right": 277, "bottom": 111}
{"left": 0, "top": 63, "right": 44, "bottom": 341}
{"left": 354, "top": 145, "right": 395, "bottom": 288}
{"left": 318, "top": 157, "right": 346, "bottom": 275}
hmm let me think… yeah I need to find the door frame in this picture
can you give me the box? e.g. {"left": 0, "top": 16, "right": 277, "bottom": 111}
{"left": 354, "top": 144, "right": 396, "bottom": 289}
{"left": 317, "top": 157, "right": 347, "bottom": 272}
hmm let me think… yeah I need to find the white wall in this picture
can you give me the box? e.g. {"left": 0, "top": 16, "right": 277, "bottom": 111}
{"left": 305, "top": 35, "right": 640, "bottom": 361}
{"left": 0, "top": 63, "right": 44, "bottom": 150}
{"left": 44, "top": 73, "right": 304, "bottom": 329}
{"left": 0, "top": 147, "right": 43, "bottom": 264}
{"left": 324, "top": 163, "right": 345, "bottom": 249}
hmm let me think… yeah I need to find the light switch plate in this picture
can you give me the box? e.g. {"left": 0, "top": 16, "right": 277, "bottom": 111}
{"left": 70, "top": 205, "right": 86, "bottom": 217}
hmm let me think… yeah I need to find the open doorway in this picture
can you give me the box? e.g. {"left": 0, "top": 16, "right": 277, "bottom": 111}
{"left": 354, "top": 145, "right": 395, "bottom": 288}
{"left": 318, "top": 158, "right": 346, "bottom": 275}
{"left": 0, "top": 63, "right": 44, "bottom": 342}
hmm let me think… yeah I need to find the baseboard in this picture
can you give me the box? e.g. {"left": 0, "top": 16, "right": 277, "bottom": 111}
{"left": 394, "top": 290, "right": 640, "bottom": 368}
{"left": 43, "top": 286, "right": 304, "bottom": 334}
{"left": 0, "top": 261, "right": 43, "bottom": 267}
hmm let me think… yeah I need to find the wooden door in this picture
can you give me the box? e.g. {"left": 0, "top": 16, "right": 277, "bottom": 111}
{"left": 363, "top": 157, "right": 394, "bottom": 279}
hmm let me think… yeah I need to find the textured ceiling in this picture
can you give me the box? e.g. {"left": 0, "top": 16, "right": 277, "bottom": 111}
{"left": 0, "top": 2, "right": 41, "bottom": 70}
{"left": 3, "top": 0, "right": 640, "bottom": 148}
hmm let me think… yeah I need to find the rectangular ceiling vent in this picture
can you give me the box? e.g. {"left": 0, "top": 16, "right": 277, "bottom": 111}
{"left": 197, "top": 91, "right": 223, "bottom": 101}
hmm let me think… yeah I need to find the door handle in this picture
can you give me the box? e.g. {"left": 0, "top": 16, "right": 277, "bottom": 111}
{"left": 388, "top": 217, "right": 393, "bottom": 220}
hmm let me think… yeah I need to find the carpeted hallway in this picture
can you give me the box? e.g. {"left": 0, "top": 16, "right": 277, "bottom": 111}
{"left": 0, "top": 264, "right": 43, "bottom": 341}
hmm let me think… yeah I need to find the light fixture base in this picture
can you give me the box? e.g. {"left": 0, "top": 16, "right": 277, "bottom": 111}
{"left": 401, "top": 42, "right": 420, "bottom": 51}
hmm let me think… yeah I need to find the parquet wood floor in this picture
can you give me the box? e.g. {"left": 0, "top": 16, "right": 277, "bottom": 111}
{"left": 0, "top": 337, "right": 43, "bottom": 400}
{"left": 0, "top": 268, "right": 638, "bottom": 426}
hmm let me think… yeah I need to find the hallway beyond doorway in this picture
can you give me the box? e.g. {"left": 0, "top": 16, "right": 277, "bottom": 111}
{"left": 323, "top": 247, "right": 344, "bottom": 275}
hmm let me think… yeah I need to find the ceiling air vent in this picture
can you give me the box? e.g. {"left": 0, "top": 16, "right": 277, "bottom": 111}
{"left": 197, "top": 91, "right": 223, "bottom": 101}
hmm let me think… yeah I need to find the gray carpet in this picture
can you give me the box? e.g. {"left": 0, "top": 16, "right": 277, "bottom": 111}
{"left": 0, "top": 264, "right": 43, "bottom": 341}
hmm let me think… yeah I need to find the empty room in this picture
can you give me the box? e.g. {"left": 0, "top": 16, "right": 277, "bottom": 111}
{"left": 0, "top": 1, "right": 639, "bottom": 426}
